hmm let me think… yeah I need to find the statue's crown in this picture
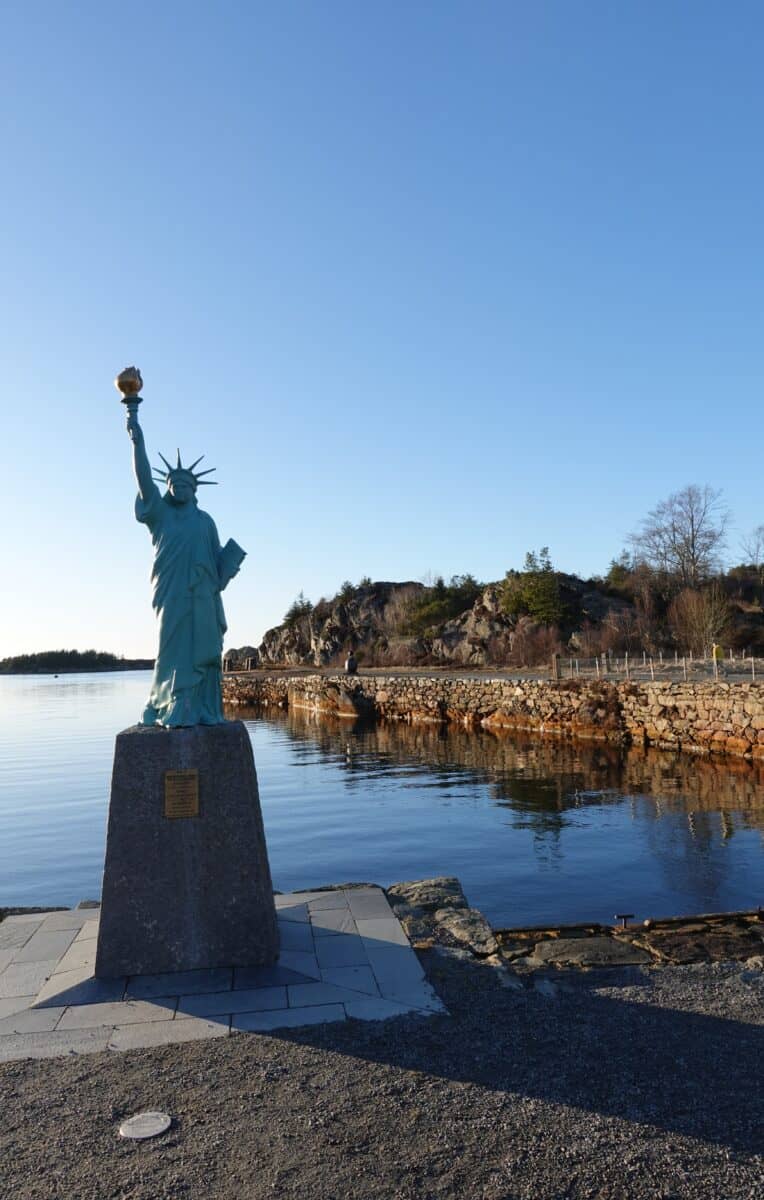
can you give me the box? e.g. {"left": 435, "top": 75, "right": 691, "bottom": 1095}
{"left": 152, "top": 450, "right": 218, "bottom": 489}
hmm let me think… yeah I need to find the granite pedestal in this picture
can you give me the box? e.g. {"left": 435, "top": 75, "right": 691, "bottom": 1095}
{"left": 95, "top": 721, "right": 278, "bottom": 977}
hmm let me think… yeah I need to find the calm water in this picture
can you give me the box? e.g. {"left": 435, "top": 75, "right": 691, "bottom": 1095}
{"left": 1, "top": 672, "right": 762, "bottom": 926}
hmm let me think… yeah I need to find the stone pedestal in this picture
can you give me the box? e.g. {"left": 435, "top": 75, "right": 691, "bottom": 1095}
{"left": 95, "top": 721, "right": 279, "bottom": 978}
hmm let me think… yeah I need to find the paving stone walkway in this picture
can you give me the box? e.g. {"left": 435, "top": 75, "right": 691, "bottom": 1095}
{"left": 0, "top": 888, "right": 445, "bottom": 1061}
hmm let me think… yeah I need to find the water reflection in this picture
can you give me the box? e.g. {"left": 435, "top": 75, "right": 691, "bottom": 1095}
{"left": 239, "top": 706, "right": 764, "bottom": 925}
{"left": 243, "top": 705, "right": 764, "bottom": 834}
{"left": 0, "top": 669, "right": 760, "bottom": 925}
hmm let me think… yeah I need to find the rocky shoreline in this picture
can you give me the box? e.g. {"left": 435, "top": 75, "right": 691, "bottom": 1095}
{"left": 381, "top": 876, "right": 764, "bottom": 976}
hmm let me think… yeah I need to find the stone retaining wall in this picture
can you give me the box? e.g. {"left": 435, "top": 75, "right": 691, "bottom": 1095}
{"left": 223, "top": 673, "right": 764, "bottom": 759}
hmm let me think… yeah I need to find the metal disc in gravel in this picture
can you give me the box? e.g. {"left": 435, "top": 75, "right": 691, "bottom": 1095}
{"left": 119, "top": 1111, "right": 172, "bottom": 1139}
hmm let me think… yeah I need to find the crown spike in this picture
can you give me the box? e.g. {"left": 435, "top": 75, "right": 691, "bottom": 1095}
{"left": 188, "top": 455, "right": 205, "bottom": 472}
{"left": 195, "top": 467, "right": 217, "bottom": 478}
{"left": 197, "top": 480, "right": 218, "bottom": 485}
{"left": 176, "top": 449, "right": 182, "bottom": 468}
{"left": 158, "top": 452, "right": 173, "bottom": 472}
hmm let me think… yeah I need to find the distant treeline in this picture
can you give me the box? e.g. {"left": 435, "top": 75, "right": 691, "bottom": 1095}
{"left": 0, "top": 650, "right": 154, "bottom": 674}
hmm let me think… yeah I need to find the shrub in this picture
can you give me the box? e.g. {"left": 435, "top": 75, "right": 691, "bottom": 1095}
{"left": 501, "top": 548, "right": 564, "bottom": 626}
{"left": 508, "top": 619, "right": 562, "bottom": 667}
{"left": 399, "top": 574, "right": 482, "bottom": 636}
{"left": 668, "top": 584, "right": 731, "bottom": 656}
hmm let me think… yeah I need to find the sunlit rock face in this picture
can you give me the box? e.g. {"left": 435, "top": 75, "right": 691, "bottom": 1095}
{"left": 229, "top": 582, "right": 520, "bottom": 669}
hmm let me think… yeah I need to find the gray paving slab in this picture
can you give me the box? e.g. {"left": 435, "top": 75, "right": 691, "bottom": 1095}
{"left": 356, "top": 917, "right": 410, "bottom": 947}
{"left": 386, "top": 984, "right": 445, "bottom": 1013}
{"left": 12, "top": 928, "right": 79, "bottom": 964}
{"left": 0, "top": 996, "right": 36, "bottom": 1020}
{"left": 34, "top": 968, "right": 126, "bottom": 1009}
{"left": 0, "top": 1006, "right": 66, "bottom": 1035}
{"left": 52, "top": 938, "right": 97, "bottom": 976}
{"left": 364, "top": 945, "right": 446, "bottom": 1011}
{"left": 311, "top": 908, "right": 358, "bottom": 937}
{"left": 314, "top": 934, "right": 368, "bottom": 968}
{"left": 125, "top": 967, "right": 233, "bottom": 1000}
{"left": 307, "top": 892, "right": 349, "bottom": 911}
{"left": 0, "top": 912, "right": 58, "bottom": 925}
{"left": 276, "top": 891, "right": 327, "bottom": 906}
{"left": 0, "top": 1026, "right": 111, "bottom": 1062}
{"left": 364, "top": 943, "right": 426, "bottom": 986}
{"left": 344, "top": 996, "right": 424, "bottom": 1021}
{"left": 74, "top": 921, "right": 99, "bottom": 943}
{"left": 276, "top": 920, "right": 315, "bottom": 953}
{"left": 287, "top": 981, "right": 376, "bottom": 1008}
{"left": 0, "top": 921, "right": 43, "bottom": 952}
{"left": 109, "top": 1016, "right": 229, "bottom": 1052}
{"left": 274, "top": 903, "right": 309, "bottom": 924}
{"left": 232, "top": 1003, "right": 346, "bottom": 1033}
{"left": 38, "top": 910, "right": 100, "bottom": 932}
{"left": 320, "top": 965, "right": 380, "bottom": 996}
{"left": 58, "top": 998, "right": 177, "bottom": 1030}
{"left": 233, "top": 961, "right": 319, "bottom": 989}
{"left": 0, "top": 960, "right": 58, "bottom": 1000}
{"left": 274, "top": 949, "right": 323, "bottom": 979}
{"left": 0, "top": 888, "right": 443, "bottom": 1057}
{"left": 178, "top": 986, "right": 287, "bottom": 1018}
{"left": 345, "top": 888, "right": 395, "bottom": 919}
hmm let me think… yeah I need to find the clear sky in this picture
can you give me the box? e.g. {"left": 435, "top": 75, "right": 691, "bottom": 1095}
{"left": 2, "top": 2, "right": 763, "bottom": 659}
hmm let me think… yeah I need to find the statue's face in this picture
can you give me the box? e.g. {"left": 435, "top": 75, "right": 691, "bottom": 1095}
{"left": 168, "top": 478, "right": 195, "bottom": 505}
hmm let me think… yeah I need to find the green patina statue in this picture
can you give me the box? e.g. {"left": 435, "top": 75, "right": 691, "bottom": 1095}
{"left": 117, "top": 367, "right": 245, "bottom": 727}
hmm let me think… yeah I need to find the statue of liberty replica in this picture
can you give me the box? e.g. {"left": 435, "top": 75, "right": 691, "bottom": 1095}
{"left": 95, "top": 367, "right": 278, "bottom": 978}
{"left": 121, "top": 366, "right": 245, "bottom": 727}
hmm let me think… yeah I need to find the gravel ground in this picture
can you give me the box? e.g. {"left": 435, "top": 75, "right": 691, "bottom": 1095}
{"left": 1, "top": 955, "right": 762, "bottom": 1200}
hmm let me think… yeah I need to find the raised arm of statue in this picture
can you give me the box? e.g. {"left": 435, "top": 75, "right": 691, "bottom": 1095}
{"left": 126, "top": 411, "right": 156, "bottom": 501}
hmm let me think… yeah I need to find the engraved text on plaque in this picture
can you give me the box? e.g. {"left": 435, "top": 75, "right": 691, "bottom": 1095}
{"left": 164, "top": 769, "right": 200, "bottom": 819}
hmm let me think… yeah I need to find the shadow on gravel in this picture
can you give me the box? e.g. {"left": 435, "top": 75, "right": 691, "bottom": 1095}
{"left": 257, "top": 957, "right": 764, "bottom": 1157}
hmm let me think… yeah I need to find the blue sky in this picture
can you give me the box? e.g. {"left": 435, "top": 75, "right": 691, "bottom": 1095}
{"left": 3, "top": 3, "right": 763, "bottom": 658}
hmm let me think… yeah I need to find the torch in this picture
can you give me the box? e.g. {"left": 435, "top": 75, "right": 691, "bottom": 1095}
{"left": 115, "top": 365, "right": 144, "bottom": 420}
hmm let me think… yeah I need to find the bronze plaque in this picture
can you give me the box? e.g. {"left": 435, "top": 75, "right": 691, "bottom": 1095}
{"left": 164, "top": 769, "right": 200, "bottom": 819}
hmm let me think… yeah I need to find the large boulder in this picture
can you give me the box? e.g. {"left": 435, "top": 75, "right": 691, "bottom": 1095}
{"left": 386, "top": 876, "right": 468, "bottom": 913}
{"left": 531, "top": 936, "right": 651, "bottom": 967}
{"left": 432, "top": 906, "right": 498, "bottom": 956}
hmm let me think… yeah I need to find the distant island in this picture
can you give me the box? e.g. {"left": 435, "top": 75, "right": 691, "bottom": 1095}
{"left": 0, "top": 650, "right": 154, "bottom": 675}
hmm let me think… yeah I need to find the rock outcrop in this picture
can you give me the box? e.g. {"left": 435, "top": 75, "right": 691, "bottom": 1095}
{"left": 228, "top": 581, "right": 520, "bottom": 669}
{"left": 237, "top": 582, "right": 429, "bottom": 669}
{"left": 225, "top": 572, "right": 646, "bottom": 671}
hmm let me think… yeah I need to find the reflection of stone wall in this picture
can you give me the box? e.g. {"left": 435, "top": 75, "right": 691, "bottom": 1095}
{"left": 223, "top": 673, "right": 764, "bottom": 760}
{"left": 267, "top": 706, "right": 764, "bottom": 830}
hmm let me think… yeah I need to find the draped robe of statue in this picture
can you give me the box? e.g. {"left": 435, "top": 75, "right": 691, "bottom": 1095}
{"left": 136, "top": 482, "right": 228, "bottom": 726}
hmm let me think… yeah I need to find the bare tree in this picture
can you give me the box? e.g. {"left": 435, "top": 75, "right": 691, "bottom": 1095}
{"left": 629, "top": 484, "right": 729, "bottom": 588}
{"left": 667, "top": 584, "right": 731, "bottom": 656}
{"left": 740, "top": 524, "right": 764, "bottom": 584}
